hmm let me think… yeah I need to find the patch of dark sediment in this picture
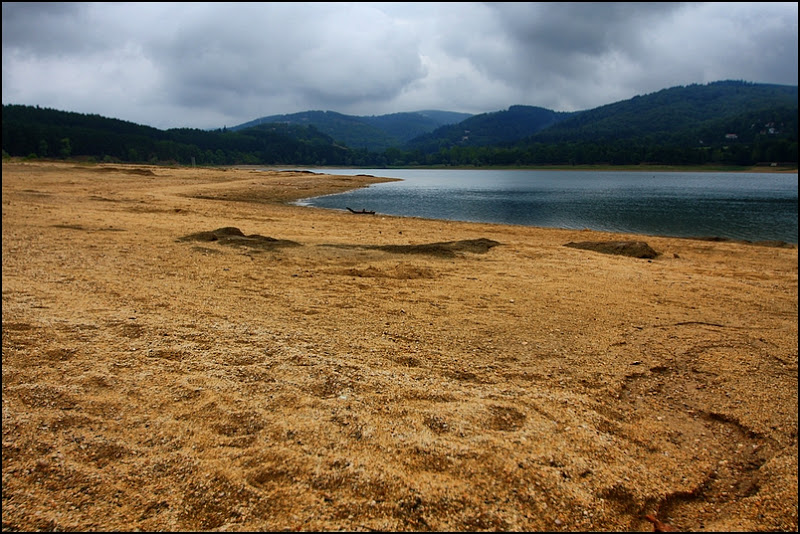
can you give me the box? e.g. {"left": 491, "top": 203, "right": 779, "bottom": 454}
{"left": 690, "top": 236, "right": 797, "bottom": 248}
{"left": 564, "top": 240, "right": 659, "bottom": 259}
{"left": 323, "top": 238, "right": 502, "bottom": 258}
{"left": 338, "top": 264, "right": 437, "bottom": 279}
{"left": 87, "top": 166, "right": 156, "bottom": 176}
{"left": 177, "top": 227, "right": 301, "bottom": 251}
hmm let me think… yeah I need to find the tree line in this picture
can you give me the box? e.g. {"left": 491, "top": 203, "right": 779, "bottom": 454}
{"left": 2, "top": 99, "right": 797, "bottom": 168}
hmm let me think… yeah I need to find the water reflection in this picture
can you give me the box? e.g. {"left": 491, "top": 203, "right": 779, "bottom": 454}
{"left": 290, "top": 169, "right": 798, "bottom": 243}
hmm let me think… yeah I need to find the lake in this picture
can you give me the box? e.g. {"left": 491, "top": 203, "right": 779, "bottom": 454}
{"left": 289, "top": 168, "right": 798, "bottom": 244}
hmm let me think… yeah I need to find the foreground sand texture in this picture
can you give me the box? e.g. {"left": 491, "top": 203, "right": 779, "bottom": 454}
{"left": 2, "top": 161, "right": 797, "bottom": 532}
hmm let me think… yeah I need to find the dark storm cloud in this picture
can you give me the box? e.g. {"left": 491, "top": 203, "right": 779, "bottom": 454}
{"left": 2, "top": 2, "right": 109, "bottom": 56}
{"left": 144, "top": 3, "right": 426, "bottom": 117}
{"left": 494, "top": 3, "right": 678, "bottom": 53}
{"left": 439, "top": 2, "right": 798, "bottom": 112}
{"left": 2, "top": 2, "right": 797, "bottom": 129}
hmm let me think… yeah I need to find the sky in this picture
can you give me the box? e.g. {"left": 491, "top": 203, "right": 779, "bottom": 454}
{"left": 2, "top": 2, "right": 798, "bottom": 130}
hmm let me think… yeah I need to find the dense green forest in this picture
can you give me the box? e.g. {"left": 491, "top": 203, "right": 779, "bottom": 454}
{"left": 232, "top": 109, "right": 473, "bottom": 151}
{"left": 1, "top": 105, "right": 362, "bottom": 166}
{"left": 404, "top": 105, "right": 573, "bottom": 152}
{"left": 2, "top": 81, "right": 797, "bottom": 167}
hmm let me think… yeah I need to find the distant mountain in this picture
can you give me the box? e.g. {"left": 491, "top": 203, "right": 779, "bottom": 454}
{"left": 523, "top": 80, "right": 798, "bottom": 146}
{"left": 410, "top": 110, "right": 476, "bottom": 126}
{"left": 360, "top": 110, "right": 473, "bottom": 143}
{"left": 3, "top": 80, "right": 796, "bottom": 167}
{"left": 230, "top": 109, "right": 472, "bottom": 151}
{"left": 402, "top": 105, "right": 573, "bottom": 152}
{"left": 401, "top": 81, "right": 798, "bottom": 155}
{"left": 1, "top": 104, "right": 355, "bottom": 166}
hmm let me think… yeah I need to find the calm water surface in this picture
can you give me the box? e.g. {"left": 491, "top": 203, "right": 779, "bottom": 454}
{"left": 289, "top": 169, "right": 797, "bottom": 244}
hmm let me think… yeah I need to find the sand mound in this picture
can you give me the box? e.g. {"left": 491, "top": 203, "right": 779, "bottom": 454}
{"left": 366, "top": 238, "right": 501, "bottom": 257}
{"left": 564, "top": 240, "right": 659, "bottom": 258}
{"left": 177, "top": 226, "right": 301, "bottom": 251}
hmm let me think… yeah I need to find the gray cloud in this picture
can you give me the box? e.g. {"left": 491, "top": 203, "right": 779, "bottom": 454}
{"left": 2, "top": 2, "right": 93, "bottom": 55}
{"left": 2, "top": 2, "right": 797, "bottom": 130}
{"left": 150, "top": 3, "right": 425, "bottom": 113}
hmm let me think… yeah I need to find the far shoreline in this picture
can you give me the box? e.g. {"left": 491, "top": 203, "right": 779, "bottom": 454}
{"left": 232, "top": 163, "right": 799, "bottom": 174}
{"left": 9, "top": 157, "right": 796, "bottom": 174}
{"left": 10, "top": 158, "right": 795, "bottom": 244}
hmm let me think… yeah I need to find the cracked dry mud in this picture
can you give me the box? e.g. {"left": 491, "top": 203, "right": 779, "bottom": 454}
{"left": 2, "top": 161, "right": 797, "bottom": 532}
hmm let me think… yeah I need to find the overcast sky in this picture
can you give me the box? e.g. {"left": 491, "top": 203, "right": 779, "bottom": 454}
{"left": 2, "top": 2, "right": 798, "bottom": 130}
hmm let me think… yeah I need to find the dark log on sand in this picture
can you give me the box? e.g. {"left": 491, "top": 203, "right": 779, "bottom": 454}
{"left": 347, "top": 207, "right": 376, "bottom": 215}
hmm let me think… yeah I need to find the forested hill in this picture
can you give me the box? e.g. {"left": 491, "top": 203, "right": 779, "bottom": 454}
{"left": 394, "top": 80, "right": 797, "bottom": 166}
{"left": 404, "top": 81, "right": 797, "bottom": 150}
{"left": 403, "top": 105, "right": 573, "bottom": 152}
{"left": 231, "top": 109, "right": 472, "bottom": 152}
{"left": 504, "top": 80, "right": 798, "bottom": 166}
{"left": 2, "top": 80, "right": 797, "bottom": 167}
{"left": 525, "top": 80, "right": 798, "bottom": 145}
{"left": 1, "top": 105, "right": 358, "bottom": 166}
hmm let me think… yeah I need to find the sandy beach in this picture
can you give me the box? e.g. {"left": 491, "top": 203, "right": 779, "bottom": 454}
{"left": 2, "top": 160, "right": 797, "bottom": 532}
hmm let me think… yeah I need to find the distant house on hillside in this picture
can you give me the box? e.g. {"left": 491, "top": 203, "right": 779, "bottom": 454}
{"left": 725, "top": 133, "right": 738, "bottom": 140}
